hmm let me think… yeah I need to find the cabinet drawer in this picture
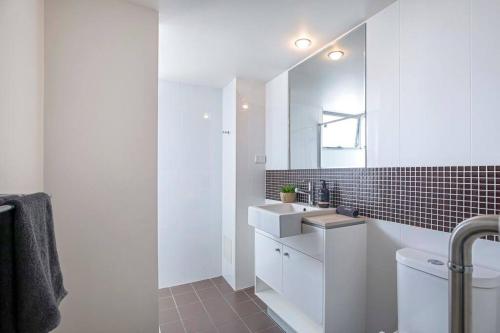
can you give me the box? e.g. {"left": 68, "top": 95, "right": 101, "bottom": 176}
{"left": 283, "top": 246, "right": 323, "bottom": 324}
{"left": 255, "top": 232, "right": 283, "bottom": 293}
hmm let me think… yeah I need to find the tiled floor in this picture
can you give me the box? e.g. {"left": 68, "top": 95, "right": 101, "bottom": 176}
{"left": 159, "top": 276, "right": 284, "bottom": 333}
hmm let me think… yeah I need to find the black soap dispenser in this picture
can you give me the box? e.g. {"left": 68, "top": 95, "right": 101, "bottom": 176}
{"left": 318, "top": 180, "right": 330, "bottom": 208}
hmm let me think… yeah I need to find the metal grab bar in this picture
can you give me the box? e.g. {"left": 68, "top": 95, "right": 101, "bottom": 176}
{"left": 448, "top": 215, "right": 500, "bottom": 333}
{"left": 0, "top": 205, "right": 14, "bottom": 214}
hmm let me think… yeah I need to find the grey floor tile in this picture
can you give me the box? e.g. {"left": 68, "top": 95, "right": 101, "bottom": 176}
{"left": 216, "top": 319, "right": 251, "bottom": 333}
{"left": 241, "top": 312, "right": 276, "bottom": 333}
{"left": 159, "top": 288, "right": 172, "bottom": 297}
{"left": 223, "top": 290, "right": 251, "bottom": 306}
{"left": 251, "top": 297, "right": 267, "bottom": 311}
{"left": 231, "top": 300, "right": 261, "bottom": 317}
{"left": 203, "top": 297, "right": 239, "bottom": 326}
{"left": 215, "top": 281, "right": 234, "bottom": 294}
{"left": 182, "top": 312, "right": 215, "bottom": 333}
{"left": 210, "top": 276, "right": 225, "bottom": 285}
{"left": 174, "top": 292, "right": 200, "bottom": 306}
{"left": 196, "top": 286, "right": 222, "bottom": 301}
{"left": 177, "top": 302, "right": 206, "bottom": 321}
{"left": 171, "top": 283, "right": 195, "bottom": 295}
{"left": 191, "top": 279, "right": 214, "bottom": 291}
{"left": 159, "top": 279, "right": 279, "bottom": 333}
{"left": 243, "top": 286, "right": 255, "bottom": 297}
{"left": 160, "top": 321, "right": 185, "bottom": 333}
{"left": 159, "top": 307, "right": 180, "bottom": 324}
{"left": 159, "top": 296, "right": 176, "bottom": 310}
{"left": 256, "top": 325, "right": 284, "bottom": 333}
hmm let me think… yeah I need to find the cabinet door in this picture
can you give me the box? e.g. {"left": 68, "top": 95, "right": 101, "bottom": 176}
{"left": 255, "top": 232, "right": 283, "bottom": 293}
{"left": 265, "top": 72, "right": 289, "bottom": 170}
{"left": 282, "top": 246, "right": 323, "bottom": 324}
{"left": 470, "top": 0, "right": 500, "bottom": 164}
{"left": 399, "top": 0, "right": 470, "bottom": 166}
{"left": 366, "top": 2, "right": 400, "bottom": 167}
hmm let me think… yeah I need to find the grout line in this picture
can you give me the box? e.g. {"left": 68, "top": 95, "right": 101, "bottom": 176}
{"left": 191, "top": 280, "right": 219, "bottom": 333}
{"left": 169, "top": 292, "right": 187, "bottom": 333}
{"left": 218, "top": 289, "right": 254, "bottom": 333}
{"left": 211, "top": 282, "right": 275, "bottom": 333}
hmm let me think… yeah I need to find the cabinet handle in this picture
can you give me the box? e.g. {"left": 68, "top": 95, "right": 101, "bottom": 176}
{"left": 284, "top": 252, "right": 289, "bottom": 257}
{"left": 275, "top": 248, "right": 280, "bottom": 253}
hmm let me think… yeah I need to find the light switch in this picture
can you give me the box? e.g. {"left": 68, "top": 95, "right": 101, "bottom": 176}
{"left": 254, "top": 155, "right": 266, "bottom": 164}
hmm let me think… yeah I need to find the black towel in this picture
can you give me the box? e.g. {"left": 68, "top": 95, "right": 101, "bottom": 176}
{"left": 0, "top": 193, "right": 67, "bottom": 333}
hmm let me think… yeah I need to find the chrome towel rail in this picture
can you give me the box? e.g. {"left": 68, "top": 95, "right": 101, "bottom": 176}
{"left": 0, "top": 193, "right": 52, "bottom": 215}
{"left": 0, "top": 205, "right": 14, "bottom": 214}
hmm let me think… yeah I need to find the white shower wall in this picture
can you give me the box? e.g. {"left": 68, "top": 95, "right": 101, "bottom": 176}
{"left": 158, "top": 80, "right": 222, "bottom": 287}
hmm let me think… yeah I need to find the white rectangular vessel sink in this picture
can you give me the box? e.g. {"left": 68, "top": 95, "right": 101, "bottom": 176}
{"left": 248, "top": 203, "right": 335, "bottom": 238}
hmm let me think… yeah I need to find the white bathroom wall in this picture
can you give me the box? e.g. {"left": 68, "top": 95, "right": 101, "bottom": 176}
{"left": 158, "top": 80, "right": 222, "bottom": 287}
{"left": 0, "top": 0, "right": 44, "bottom": 193}
{"left": 44, "top": 0, "right": 159, "bottom": 332}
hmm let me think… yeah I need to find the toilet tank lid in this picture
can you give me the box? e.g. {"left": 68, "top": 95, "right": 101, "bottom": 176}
{"left": 396, "top": 248, "right": 500, "bottom": 289}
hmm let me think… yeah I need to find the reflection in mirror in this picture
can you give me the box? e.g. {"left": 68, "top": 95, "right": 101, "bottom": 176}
{"left": 289, "top": 24, "right": 366, "bottom": 169}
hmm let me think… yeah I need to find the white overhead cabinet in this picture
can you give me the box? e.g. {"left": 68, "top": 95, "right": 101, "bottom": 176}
{"left": 366, "top": 2, "right": 400, "bottom": 168}
{"left": 265, "top": 72, "right": 289, "bottom": 170}
{"left": 399, "top": 0, "right": 470, "bottom": 166}
{"left": 470, "top": 0, "right": 500, "bottom": 165}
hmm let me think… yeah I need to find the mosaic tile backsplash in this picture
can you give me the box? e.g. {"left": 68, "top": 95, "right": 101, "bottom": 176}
{"left": 266, "top": 166, "right": 500, "bottom": 239}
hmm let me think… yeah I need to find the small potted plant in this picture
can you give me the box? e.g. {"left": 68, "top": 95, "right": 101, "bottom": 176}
{"left": 280, "top": 184, "right": 297, "bottom": 203}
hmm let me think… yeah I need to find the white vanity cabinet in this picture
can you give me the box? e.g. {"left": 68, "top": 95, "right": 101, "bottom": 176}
{"left": 282, "top": 245, "right": 323, "bottom": 324}
{"left": 255, "top": 232, "right": 283, "bottom": 293}
{"left": 254, "top": 221, "right": 366, "bottom": 333}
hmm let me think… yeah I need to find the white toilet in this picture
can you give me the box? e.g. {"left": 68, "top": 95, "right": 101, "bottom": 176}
{"left": 396, "top": 248, "right": 500, "bottom": 333}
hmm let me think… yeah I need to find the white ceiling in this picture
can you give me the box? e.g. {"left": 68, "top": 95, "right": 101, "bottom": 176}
{"left": 130, "top": 0, "right": 395, "bottom": 88}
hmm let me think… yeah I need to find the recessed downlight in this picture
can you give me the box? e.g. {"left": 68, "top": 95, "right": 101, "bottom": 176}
{"left": 328, "top": 50, "right": 344, "bottom": 61}
{"left": 242, "top": 104, "right": 249, "bottom": 110}
{"left": 294, "top": 38, "right": 312, "bottom": 49}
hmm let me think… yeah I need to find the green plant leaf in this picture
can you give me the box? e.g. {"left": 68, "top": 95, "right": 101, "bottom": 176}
{"left": 280, "top": 184, "right": 296, "bottom": 193}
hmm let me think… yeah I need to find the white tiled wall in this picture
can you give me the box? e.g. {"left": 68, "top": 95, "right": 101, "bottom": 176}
{"left": 158, "top": 80, "right": 222, "bottom": 287}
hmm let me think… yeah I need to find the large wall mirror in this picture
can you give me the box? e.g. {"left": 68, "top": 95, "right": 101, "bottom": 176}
{"left": 289, "top": 24, "right": 366, "bottom": 169}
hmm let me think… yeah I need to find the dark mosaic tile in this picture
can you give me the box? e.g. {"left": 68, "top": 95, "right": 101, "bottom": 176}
{"left": 266, "top": 166, "right": 499, "bottom": 241}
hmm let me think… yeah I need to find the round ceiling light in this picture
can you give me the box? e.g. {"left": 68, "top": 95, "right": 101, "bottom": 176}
{"left": 294, "top": 38, "right": 312, "bottom": 49}
{"left": 328, "top": 50, "right": 344, "bottom": 61}
{"left": 241, "top": 104, "right": 249, "bottom": 110}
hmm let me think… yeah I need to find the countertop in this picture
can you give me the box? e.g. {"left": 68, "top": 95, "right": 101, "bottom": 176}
{"left": 302, "top": 213, "right": 366, "bottom": 229}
